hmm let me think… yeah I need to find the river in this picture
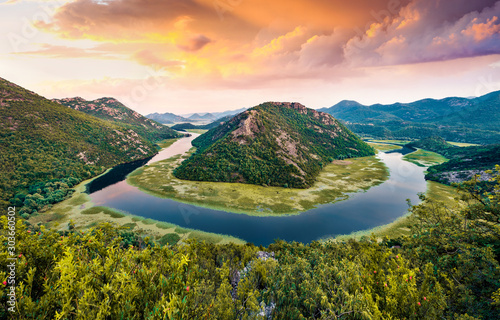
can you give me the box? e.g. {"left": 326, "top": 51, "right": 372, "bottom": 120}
{"left": 86, "top": 134, "right": 427, "bottom": 246}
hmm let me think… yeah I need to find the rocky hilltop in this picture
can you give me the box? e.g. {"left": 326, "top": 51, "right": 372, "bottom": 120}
{"left": 174, "top": 102, "right": 375, "bottom": 188}
{"left": 54, "top": 97, "right": 181, "bottom": 142}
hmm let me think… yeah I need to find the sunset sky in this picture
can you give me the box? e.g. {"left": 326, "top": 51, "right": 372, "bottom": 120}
{"left": 1, "top": 0, "right": 500, "bottom": 114}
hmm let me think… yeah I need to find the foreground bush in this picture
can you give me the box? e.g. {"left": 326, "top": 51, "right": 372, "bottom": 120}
{"left": 1, "top": 170, "right": 499, "bottom": 319}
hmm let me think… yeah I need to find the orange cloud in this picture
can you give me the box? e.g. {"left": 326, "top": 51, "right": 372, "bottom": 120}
{"left": 176, "top": 34, "right": 212, "bottom": 52}
{"left": 462, "top": 16, "right": 500, "bottom": 41}
{"left": 14, "top": 44, "right": 119, "bottom": 59}
{"left": 133, "top": 50, "right": 184, "bottom": 70}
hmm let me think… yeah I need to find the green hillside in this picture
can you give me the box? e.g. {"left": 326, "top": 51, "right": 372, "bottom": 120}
{"left": 174, "top": 102, "right": 375, "bottom": 188}
{"left": 54, "top": 97, "right": 182, "bottom": 142}
{"left": 2, "top": 170, "right": 500, "bottom": 318}
{"left": 0, "top": 77, "right": 159, "bottom": 212}
{"left": 171, "top": 115, "right": 234, "bottom": 131}
{"left": 320, "top": 91, "right": 500, "bottom": 144}
{"left": 406, "top": 136, "right": 500, "bottom": 184}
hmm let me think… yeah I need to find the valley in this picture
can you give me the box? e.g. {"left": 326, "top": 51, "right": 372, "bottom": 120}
{"left": 31, "top": 134, "right": 458, "bottom": 247}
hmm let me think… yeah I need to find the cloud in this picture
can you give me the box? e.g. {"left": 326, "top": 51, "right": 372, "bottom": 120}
{"left": 132, "top": 49, "right": 184, "bottom": 70}
{"left": 14, "top": 44, "right": 119, "bottom": 59}
{"left": 344, "top": 0, "right": 500, "bottom": 66}
{"left": 176, "top": 34, "right": 212, "bottom": 52}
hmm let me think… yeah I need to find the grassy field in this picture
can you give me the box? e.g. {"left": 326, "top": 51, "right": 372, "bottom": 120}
{"left": 185, "top": 129, "right": 209, "bottom": 134}
{"left": 402, "top": 149, "right": 448, "bottom": 167}
{"left": 31, "top": 140, "right": 455, "bottom": 245}
{"left": 446, "top": 141, "right": 480, "bottom": 147}
{"left": 28, "top": 173, "right": 245, "bottom": 245}
{"left": 367, "top": 142, "right": 402, "bottom": 152}
{"left": 127, "top": 149, "right": 389, "bottom": 215}
{"left": 367, "top": 139, "right": 414, "bottom": 145}
{"left": 156, "top": 138, "right": 180, "bottom": 149}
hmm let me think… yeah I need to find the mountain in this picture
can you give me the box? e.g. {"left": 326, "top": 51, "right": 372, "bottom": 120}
{"left": 171, "top": 115, "right": 234, "bottom": 131}
{"left": 188, "top": 113, "right": 216, "bottom": 121}
{"left": 54, "top": 97, "right": 181, "bottom": 142}
{"left": 174, "top": 102, "right": 375, "bottom": 188}
{"left": 145, "top": 112, "right": 191, "bottom": 124}
{"left": 211, "top": 107, "right": 247, "bottom": 119}
{"left": 320, "top": 91, "right": 500, "bottom": 143}
{"left": 0, "top": 77, "right": 159, "bottom": 209}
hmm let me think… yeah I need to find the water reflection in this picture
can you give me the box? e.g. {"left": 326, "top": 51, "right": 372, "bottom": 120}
{"left": 87, "top": 136, "right": 426, "bottom": 246}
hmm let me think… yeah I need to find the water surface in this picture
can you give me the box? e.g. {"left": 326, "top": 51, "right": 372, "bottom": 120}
{"left": 87, "top": 135, "right": 426, "bottom": 246}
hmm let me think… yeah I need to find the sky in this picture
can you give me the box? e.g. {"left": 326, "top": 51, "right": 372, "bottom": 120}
{"left": 1, "top": 0, "right": 500, "bottom": 115}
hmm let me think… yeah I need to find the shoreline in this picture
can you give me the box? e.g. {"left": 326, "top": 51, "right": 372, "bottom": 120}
{"left": 32, "top": 138, "right": 457, "bottom": 245}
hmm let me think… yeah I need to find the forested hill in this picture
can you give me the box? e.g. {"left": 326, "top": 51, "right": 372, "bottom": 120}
{"left": 319, "top": 91, "right": 500, "bottom": 144}
{"left": 54, "top": 97, "right": 182, "bottom": 142}
{"left": 171, "top": 115, "right": 234, "bottom": 131}
{"left": 0, "top": 77, "right": 159, "bottom": 211}
{"left": 174, "top": 102, "right": 375, "bottom": 188}
{"left": 406, "top": 136, "right": 500, "bottom": 184}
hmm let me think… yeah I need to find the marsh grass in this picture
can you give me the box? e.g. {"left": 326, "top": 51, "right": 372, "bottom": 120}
{"left": 403, "top": 149, "right": 448, "bottom": 167}
{"left": 82, "top": 206, "right": 126, "bottom": 218}
{"left": 156, "top": 221, "right": 176, "bottom": 229}
{"left": 127, "top": 151, "right": 389, "bottom": 216}
{"left": 141, "top": 218, "right": 157, "bottom": 225}
{"left": 156, "top": 138, "right": 180, "bottom": 149}
{"left": 68, "top": 194, "right": 87, "bottom": 206}
{"left": 188, "top": 231, "right": 224, "bottom": 244}
{"left": 121, "top": 223, "right": 137, "bottom": 230}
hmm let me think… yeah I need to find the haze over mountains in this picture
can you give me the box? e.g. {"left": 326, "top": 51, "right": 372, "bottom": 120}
{"left": 174, "top": 102, "right": 374, "bottom": 188}
{"left": 146, "top": 107, "right": 248, "bottom": 124}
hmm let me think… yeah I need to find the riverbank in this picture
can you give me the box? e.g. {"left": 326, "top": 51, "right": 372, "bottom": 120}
{"left": 31, "top": 137, "right": 453, "bottom": 245}
{"left": 334, "top": 144, "right": 457, "bottom": 241}
{"left": 127, "top": 145, "right": 390, "bottom": 216}
{"left": 28, "top": 138, "right": 246, "bottom": 245}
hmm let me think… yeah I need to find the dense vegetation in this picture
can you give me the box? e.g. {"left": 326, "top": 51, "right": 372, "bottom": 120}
{"left": 320, "top": 91, "right": 500, "bottom": 144}
{"left": 54, "top": 97, "right": 182, "bottom": 142}
{"left": 174, "top": 102, "right": 375, "bottom": 188}
{"left": 171, "top": 115, "right": 234, "bottom": 132}
{"left": 0, "top": 78, "right": 159, "bottom": 214}
{"left": 2, "top": 171, "right": 499, "bottom": 319}
{"left": 406, "top": 137, "right": 500, "bottom": 184}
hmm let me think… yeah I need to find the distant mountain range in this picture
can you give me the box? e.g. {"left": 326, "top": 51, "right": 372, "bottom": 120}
{"left": 54, "top": 97, "right": 180, "bottom": 142}
{"left": 145, "top": 112, "right": 191, "bottom": 124}
{"left": 174, "top": 102, "right": 374, "bottom": 188}
{"left": 188, "top": 113, "right": 216, "bottom": 121}
{"left": 319, "top": 91, "right": 500, "bottom": 144}
{"left": 147, "top": 107, "right": 247, "bottom": 124}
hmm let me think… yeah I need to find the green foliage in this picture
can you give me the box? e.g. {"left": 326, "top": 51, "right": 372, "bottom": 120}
{"left": 0, "top": 77, "right": 160, "bottom": 211}
{"left": 174, "top": 102, "right": 375, "bottom": 188}
{"left": 322, "top": 92, "right": 500, "bottom": 144}
{"left": 406, "top": 137, "right": 500, "bottom": 184}
{"left": 157, "top": 233, "right": 181, "bottom": 246}
{"left": 2, "top": 170, "right": 500, "bottom": 319}
{"left": 55, "top": 97, "right": 182, "bottom": 142}
{"left": 171, "top": 115, "right": 234, "bottom": 132}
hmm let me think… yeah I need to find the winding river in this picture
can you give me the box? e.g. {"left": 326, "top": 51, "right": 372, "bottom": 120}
{"left": 87, "top": 134, "right": 427, "bottom": 246}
